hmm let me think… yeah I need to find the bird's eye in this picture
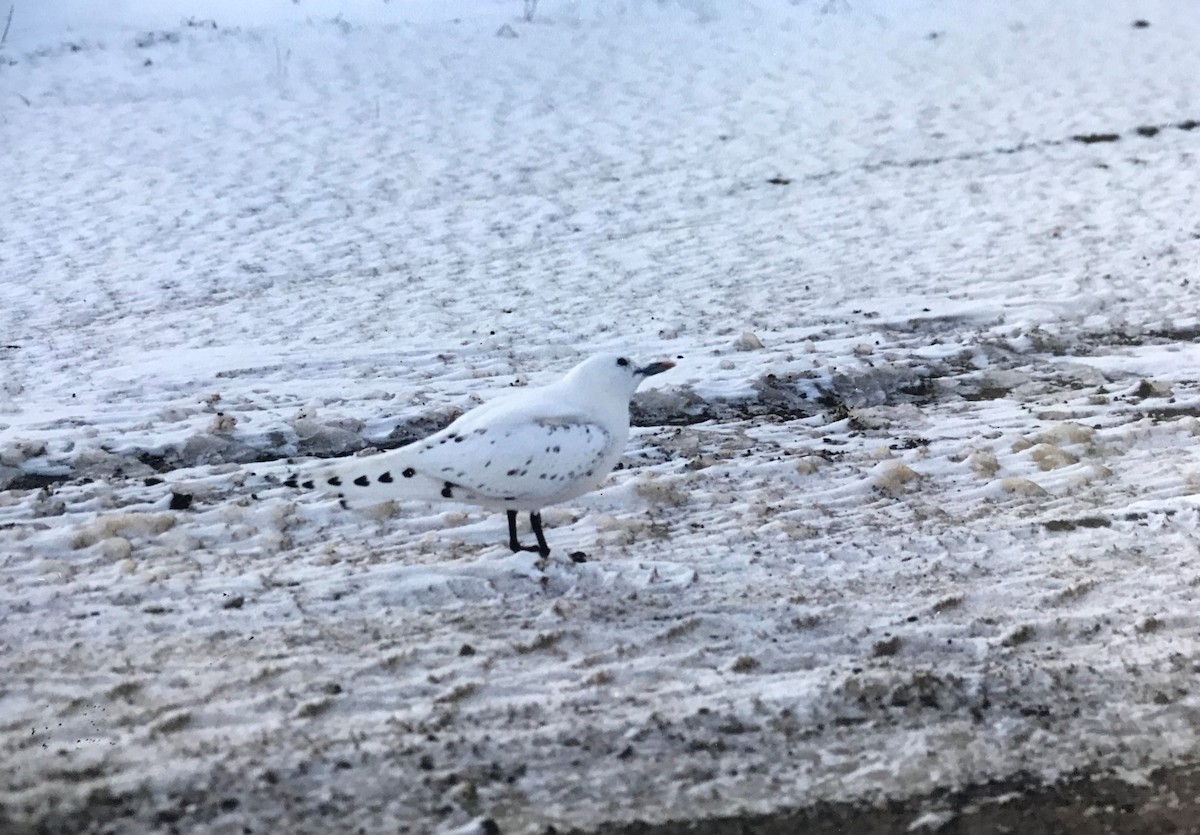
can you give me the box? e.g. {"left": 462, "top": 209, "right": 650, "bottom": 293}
{"left": 616, "top": 357, "right": 629, "bottom": 367}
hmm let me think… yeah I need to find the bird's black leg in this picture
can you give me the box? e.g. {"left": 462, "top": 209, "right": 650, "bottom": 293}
{"left": 507, "top": 509, "right": 544, "bottom": 554}
{"left": 529, "top": 511, "right": 551, "bottom": 558}
{"left": 507, "top": 510, "right": 524, "bottom": 552}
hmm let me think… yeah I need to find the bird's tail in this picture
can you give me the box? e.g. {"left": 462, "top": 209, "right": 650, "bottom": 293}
{"left": 284, "top": 447, "right": 442, "bottom": 509}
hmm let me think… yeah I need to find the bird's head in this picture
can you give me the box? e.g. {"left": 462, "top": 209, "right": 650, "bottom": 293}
{"left": 563, "top": 353, "right": 675, "bottom": 401}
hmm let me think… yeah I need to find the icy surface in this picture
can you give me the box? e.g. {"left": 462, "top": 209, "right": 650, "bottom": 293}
{"left": 4, "top": 0, "right": 1200, "bottom": 832}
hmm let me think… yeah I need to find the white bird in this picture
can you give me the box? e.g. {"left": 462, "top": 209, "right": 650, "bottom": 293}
{"left": 285, "top": 353, "right": 675, "bottom": 557}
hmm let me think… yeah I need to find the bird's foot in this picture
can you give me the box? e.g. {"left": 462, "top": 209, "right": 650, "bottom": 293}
{"left": 508, "top": 511, "right": 550, "bottom": 559}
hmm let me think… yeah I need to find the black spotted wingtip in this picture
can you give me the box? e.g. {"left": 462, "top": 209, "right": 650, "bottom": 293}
{"left": 283, "top": 474, "right": 318, "bottom": 492}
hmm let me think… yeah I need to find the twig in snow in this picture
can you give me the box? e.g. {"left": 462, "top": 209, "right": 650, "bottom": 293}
{"left": 1, "top": 5, "right": 15, "bottom": 49}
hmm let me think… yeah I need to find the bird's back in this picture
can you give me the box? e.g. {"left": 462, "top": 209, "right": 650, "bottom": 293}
{"left": 309, "top": 376, "right": 630, "bottom": 511}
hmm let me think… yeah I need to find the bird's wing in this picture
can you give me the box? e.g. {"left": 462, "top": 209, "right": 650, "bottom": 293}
{"left": 323, "top": 413, "right": 616, "bottom": 508}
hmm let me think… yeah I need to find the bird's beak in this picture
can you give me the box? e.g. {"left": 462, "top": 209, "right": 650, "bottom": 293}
{"left": 636, "top": 360, "right": 675, "bottom": 377}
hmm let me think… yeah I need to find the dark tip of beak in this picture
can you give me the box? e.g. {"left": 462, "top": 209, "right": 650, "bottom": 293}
{"left": 636, "top": 360, "right": 675, "bottom": 377}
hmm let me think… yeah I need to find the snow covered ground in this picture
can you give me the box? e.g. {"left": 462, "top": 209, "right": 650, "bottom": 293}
{"left": 3, "top": 0, "right": 1200, "bottom": 832}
